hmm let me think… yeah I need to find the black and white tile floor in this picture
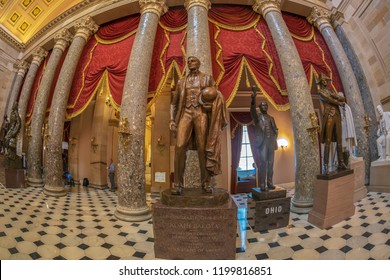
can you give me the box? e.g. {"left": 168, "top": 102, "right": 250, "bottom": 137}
{"left": 0, "top": 183, "right": 389, "bottom": 260}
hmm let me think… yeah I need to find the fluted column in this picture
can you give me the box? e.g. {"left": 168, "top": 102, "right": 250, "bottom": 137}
{"left": 17, "top": 47, "right": 48, "bottom": 156}
{"left": 26, "top": 29, "right": 73, "bottom": 188}
{"left": 7, "top": 60, "right": 29, "bottom": 117}
{"left": 115, "top": 0, "right": 167, "bottom": 222}
{"left": 43, "top": 17, "right": 98, "bottom": 197}
{"left": 253, "top": 0, "right": 320, "bottom": 213}
{"left": 308, "top": 6, "right": 369, "bottom": 184}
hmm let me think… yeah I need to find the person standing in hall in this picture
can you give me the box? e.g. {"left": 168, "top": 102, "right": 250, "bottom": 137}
{"left": 108, "top": 159, "right": 115, "bottom": 192}
{"left": 250, "top": 85, "right": 278, "bottom": 191}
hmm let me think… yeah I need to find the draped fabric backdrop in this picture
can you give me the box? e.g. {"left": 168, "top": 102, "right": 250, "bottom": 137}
{"left": 26, "top": 5, "right": 344, "bottom": 121}
{"left": 230, "top": 112, "right": 260, "bottom": 194}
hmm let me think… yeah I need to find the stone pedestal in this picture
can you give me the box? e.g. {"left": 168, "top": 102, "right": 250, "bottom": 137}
{"left": 5, "top": 168, "right": 25, "bottom": 188}
{"left": 250, "top": 186, "right": 290, "bottom": 231}
{"left": 308, "top": 172, "right": 355, "bottom": 229}
{"left": 153, "top": 188, "right": 237, "bottom": 260}
{"left": 369, "top": 161, "right": 390, "bottom": 193}
{"left": 350, "top": 157, "right": 367, "bottom": 201}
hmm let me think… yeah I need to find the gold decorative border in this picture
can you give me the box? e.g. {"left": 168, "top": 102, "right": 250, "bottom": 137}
{"left": 30, "top": 5, "right": 43, "bottom": 20}
{"left": 43, "top": 0, "right": 53, "bottom": 6}
{"left": 0, "top": 0, "right": 9, "bottom": 8}
{"left": 17, "top": 20, "right": 31, "bottom": 34}
{"left": 21, "top": 0, "right": 33, "bottom": 10}
{"left": 8, "top": 11, "right": 21, "bottom": 26}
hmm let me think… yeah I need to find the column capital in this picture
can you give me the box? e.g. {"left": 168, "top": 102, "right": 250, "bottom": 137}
{"left": 184, "top": 0, "right": 211, "bottom": 11}
{"left": 330, "top": 7, "right": 345, "bottom": 29}
{"left": 31, "top": 46, "right": 48, "bottom": 66}
{"left": 14, "top": 60, "right": 30, "bottom": 76}
{"left": 307, "top": 6, "right": 332, "bottom": 31}
{"left": 140, "top": 0, "right": 168, "bottom": 17}
{"left": 253, "top": 0, "right": 281, "bottom": 17}
{"left": 54, "top": 29, "right": 73, "bottom": 52}
{"left": 74, "top": 16, "right": 99, "bottom": 41}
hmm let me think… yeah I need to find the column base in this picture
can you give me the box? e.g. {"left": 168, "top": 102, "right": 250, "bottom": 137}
{"left": 290, "top": 198, "right": 313, "bottom": 214}
{"left": 27, "top": 176, "right": 44, "bottom": 188}
{"left": 43, "top": 184, "right": 67, "bottom": 197}
{"left": 114, "top": 204, "right": 151, "bottom": 222}
{"left": 88, "top": 184, "right": 108, "bottom": 190}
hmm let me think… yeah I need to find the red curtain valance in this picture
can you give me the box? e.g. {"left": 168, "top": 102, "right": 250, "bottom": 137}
{"left": 61, "top": 5, "right": 344, "bottom": 119}
{"left": 66, "top": 15, "right": 139, "bottom": 118}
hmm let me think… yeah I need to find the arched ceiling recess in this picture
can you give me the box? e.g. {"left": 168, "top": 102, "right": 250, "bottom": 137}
{"left": 0, "top": 0, "right": 82, "bottom": 45}
{"left": 0, "top": 0, "right": 329, "bottom": 58}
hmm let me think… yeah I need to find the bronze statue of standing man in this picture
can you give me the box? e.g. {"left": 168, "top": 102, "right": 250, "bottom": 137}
{"left": 317, "top": 73, "right": 348, "bottom": 174}
{"left": 170, "top": 56, "right": 227, "bottom": 195}
{"left": 250, "top": 86, "right": 278, "bottom": 191}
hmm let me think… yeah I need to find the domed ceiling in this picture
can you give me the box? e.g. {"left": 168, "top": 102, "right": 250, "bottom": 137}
{"left": 0, "top": 0, "right": 81, "bottom": 45}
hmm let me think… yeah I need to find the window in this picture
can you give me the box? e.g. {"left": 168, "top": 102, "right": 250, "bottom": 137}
{"left": 238, "top": 126, "right": 255, "bottom": 171}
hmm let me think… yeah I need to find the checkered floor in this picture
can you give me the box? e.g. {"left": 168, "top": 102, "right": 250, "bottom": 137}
{"left": 0, "top": 182, "right": 389, "bottom": 260}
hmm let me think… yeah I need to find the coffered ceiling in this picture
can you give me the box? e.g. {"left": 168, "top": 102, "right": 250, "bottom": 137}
{"left": 0, "top": 0, "right": 81, "bottom": 45}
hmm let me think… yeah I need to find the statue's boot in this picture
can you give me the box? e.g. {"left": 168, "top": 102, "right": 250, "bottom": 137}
{"left": 323, "top": 164, "right": 330, "bottom": 175}
{"left": 323, "top": 144, "right": 330, "bottom": 174}
{"left": 337, "top": 144, "right": 348, "bottom": 170}
{"left": 171, "top": 184, "right": 183, "bottom": 195}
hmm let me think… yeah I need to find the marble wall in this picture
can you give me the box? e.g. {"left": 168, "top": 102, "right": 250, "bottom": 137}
{"left": 328, "top": 0, "right": 390, "bottom": 111}
{"left": 0, "top": 38, "right": 20, "bottom": 119}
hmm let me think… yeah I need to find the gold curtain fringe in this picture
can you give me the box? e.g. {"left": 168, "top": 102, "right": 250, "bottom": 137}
{"left": 94, "top": 29, "right": 137, "bottom": 45}
{"left": 244, "top": 58, "right": 290, "bottom": 112}
{"left": 213, "top": 24, "right": 225, "bottom": 86}
{"left": 208, "top": 15, "right": 260, "bottom": 31}
{"left": 290, "top": 26, "right": 314, "bottom": 41}
{"left": 254, "top": 26, "right": 286, "bottom": 96}
{"left": 159, "top": 21, "right": 187, "bottom": 32}
{"left": 68, "top": 70, "right": 108, "bottom": 119}
{"left": 313, "top": 32, "right": 337, "bottom": 92}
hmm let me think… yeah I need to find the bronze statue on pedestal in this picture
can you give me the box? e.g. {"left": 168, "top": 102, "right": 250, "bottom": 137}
{"left": 250, "top": 86, "right": 278, "bottom": 191}
{"left": 4, "top": 102, "right": 22, "bottom": 168}
{"left": 169, "top": 56, "right": 227, "bottom": 195}
{"left": 317, "top": 73, "right": 348, "bottom": 175}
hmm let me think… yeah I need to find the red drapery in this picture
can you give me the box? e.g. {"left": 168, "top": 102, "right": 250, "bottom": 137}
{"left": 61, "top": 6, "right": 344, "bottom": 119}
{"left": 147, "top": 8, "right": 187, "bottom": 109}
{"left": 208, "top": 5, "right": 344, "bottom": 110}
{"left": 66, "top": 15, "right": 140, "bottom": 118}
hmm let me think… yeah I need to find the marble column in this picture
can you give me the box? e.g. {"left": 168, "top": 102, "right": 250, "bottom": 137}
{"left": 183, "top": 0, "right": 212, "bottom": 188}
{"left": 308, "top": 6, "right": 369, "bottom": 184}
{"left": 27, "top": 29, "right": 73, "bottom": 188}
{"left": 253, "top": 0, "right": 320, "bottom": 213}
{"left": 185, "top": 0, "right": 212, "bottom": 74}
{"left": 115, "top": 0, "right": 167, "bottom": 222}
{"left": 17, "top": 47, "right": 48, "bottom": 156}
{"left": 43, "top": 17, "right": 98, "bottom": 197}
{"left": 7, "top": 60, "right": 29, "bottom": 117}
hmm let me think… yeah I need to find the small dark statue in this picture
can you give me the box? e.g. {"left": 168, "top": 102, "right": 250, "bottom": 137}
{"left": 4, "top": 102, "right": 22, "bottom": 169}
